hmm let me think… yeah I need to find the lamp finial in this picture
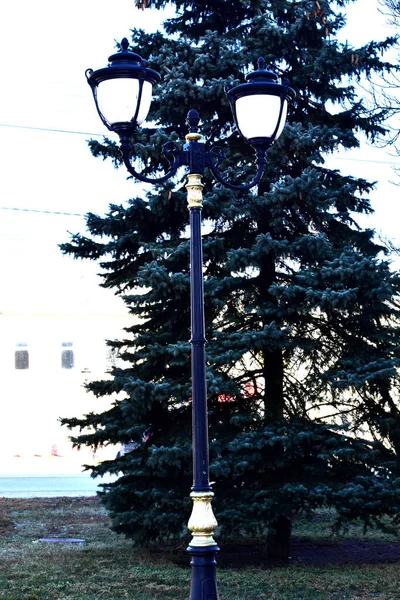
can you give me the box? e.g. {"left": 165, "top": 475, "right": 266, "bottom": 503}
{"left": 187, "top": 109, "right": 200, "bottom": 134}
{"left": 257, "top": 57, "right": 266, "bottom": 70}
{"left": 121, "top": 38, "right": 130, "bottom": 51}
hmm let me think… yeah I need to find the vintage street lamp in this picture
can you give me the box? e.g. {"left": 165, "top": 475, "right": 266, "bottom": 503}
{"left": 86, "top": 38, "right": 295, "bottom": 600}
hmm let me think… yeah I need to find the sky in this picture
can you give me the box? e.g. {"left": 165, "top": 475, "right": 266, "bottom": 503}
{"left": 0, "top": 0, "right": 398, "bottom": 477}
{"left": 0, "top": 0, "right": 398, "bottom": 318}
{"left": 0, "top": 0, "right": 174, "bottom": 315}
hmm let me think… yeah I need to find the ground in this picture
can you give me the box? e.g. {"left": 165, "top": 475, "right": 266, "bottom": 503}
{"left": 163, "top": 537, "right": 400, "bottom": 569}
{"left": 2, "top": 496, "right": 400, "bottom": 569}
{"left": 207, "top": 538, "right": 400, "bottom": 569}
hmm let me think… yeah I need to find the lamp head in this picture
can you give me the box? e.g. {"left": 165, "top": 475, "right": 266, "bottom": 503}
{"left": 226, "top": 58, "right": 295, "bottom": 150}
{"left": 86, "top": 38, "right": 161, "bottom": 137}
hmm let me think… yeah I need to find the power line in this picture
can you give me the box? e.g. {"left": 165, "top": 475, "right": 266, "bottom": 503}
{"left": 0, "top": 122, "right": 400, "bottom": 167}
{"left": 0, "top": 312, "right": 127, "bottom": 318}
{"left": 0, "top": 122, "right": 105, "bottom": 137}
{"left": 328, "top": 155, "right": 400, "bottom": 166}
{"left": 0, "top": 206, "right": 85, "bottom": 217}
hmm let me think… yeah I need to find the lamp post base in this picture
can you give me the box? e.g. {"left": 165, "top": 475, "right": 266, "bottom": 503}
{"left": 187, "top": 545, "right": 220, "bottom": 600}
{"left": 187, "top": 491, "right": 220, "bottom": 599}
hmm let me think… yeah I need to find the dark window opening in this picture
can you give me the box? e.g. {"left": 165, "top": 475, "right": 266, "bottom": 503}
{"left": 15, "top": 349, "right": 29, "bottom": 370}
{"left": 61, "top": 343, "right": 74, "bottom": 369}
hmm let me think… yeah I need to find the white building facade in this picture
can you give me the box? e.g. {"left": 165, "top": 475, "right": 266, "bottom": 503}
{"left": 0, "top": 311, "right": 127, "bottom": 474}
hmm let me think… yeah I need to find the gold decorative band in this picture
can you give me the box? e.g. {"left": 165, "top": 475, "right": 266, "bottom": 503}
{"left": 185, "top": 132, "right": 202, "bottom": 142}
{"left": 186, "top": 173, "right": 204, "bottom": 209}
{"left": 188, "top": 491, "right": 218, "bottom": 547}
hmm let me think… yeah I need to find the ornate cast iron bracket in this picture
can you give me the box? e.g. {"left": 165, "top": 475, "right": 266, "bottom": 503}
{"left": 117, "top": 109, "right": 268, "bottom": 189}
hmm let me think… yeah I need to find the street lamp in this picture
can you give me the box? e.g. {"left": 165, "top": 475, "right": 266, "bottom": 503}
{"left": 86, "top": 38, "right": 295, "bottom": 600}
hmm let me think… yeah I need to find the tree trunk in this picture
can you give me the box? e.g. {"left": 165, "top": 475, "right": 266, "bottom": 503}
{"left": 388, "top": 416, "right": 400, "bottom": 473}
{"left": 257, "top": 183, "right": 292, "bottom": 561}
{"left": 266, "top": 515, "right": 292, "bottom": 560}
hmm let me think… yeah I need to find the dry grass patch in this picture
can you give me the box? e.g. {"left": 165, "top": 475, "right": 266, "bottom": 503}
{"left": 3, "top": 496, "right": 111, "bottom": 542}
{"left": 1, "top": 497, "right": 400, "bottom": 599}
{"left": 0, "top": 500, "right": 14, "bottom": 536}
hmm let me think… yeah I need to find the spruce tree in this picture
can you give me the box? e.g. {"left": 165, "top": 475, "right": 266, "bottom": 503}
{"left": 61, "top": 0, "right": 400, "bottom": 558}
{"left": 379, "top": 0, "right": 400, "bottom": 21}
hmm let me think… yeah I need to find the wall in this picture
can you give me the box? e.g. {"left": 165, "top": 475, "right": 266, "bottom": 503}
{"left": 0, "top": 312, "right": 127, "bottom": 474}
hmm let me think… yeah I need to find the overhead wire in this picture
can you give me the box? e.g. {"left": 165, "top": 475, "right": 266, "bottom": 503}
{"left": 0, "top": 206, "right": 85, "bottom": 217}
{"left": 0, "top": 122, "right": 398, "bottom": 238}
{"left": 0, "top": 122, "right": 399, "bottom": 166}
{"left": 0, "top": 122, "right": 105, "bottom": 137}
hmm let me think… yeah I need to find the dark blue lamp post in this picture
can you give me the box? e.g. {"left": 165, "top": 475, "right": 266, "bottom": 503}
{"left": 86, "top": 38, "right": 295, "bottom": 600}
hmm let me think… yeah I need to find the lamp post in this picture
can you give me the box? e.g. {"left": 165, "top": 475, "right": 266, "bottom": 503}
{"left": 86, "top": 38, "right": 295, "bottom": 600}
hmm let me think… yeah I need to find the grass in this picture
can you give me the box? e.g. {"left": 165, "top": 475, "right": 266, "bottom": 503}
{"left": 292, "top": 508, "right": 400, "bottom": 543}
{"left": 0, "top": 497, "right": 400, "bottom": 599}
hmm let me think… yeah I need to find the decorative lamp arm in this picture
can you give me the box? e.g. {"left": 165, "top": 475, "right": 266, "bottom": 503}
{"left": 119, "top": 136, "right": 185, "bottom": 184}
{"left": 207, "top": 145, "right": 267, "bottom": 190}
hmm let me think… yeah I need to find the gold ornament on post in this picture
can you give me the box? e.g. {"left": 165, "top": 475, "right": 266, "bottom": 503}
{"left": 186, "top": 173, "right": 204, "bottom": 209}
{"left": 188, "top": 491, "right": 218, "bottom": 547}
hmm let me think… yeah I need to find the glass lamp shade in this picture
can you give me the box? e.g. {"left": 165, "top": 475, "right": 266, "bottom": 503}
{"left": 234, "top": 95, "right": 288, "bottom": 141}
{"left": 86, "top": 38, "right": 161, "bottom": 135}
{"left": 227, "top": 58, "right": 295, "bottom": 148}
{"left": 96, "top": 78, "right": 153, "bottom": 127}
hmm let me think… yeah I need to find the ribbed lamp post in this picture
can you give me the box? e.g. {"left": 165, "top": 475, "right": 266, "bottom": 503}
{"left": 86, "top": 38, "right": 295, "bottom": 600}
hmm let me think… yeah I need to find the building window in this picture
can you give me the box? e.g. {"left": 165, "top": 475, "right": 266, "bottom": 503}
{"left": 61, "top": 342, "right": 74, "bottom": 369}
{"left": 15, "top": 344, "right": 29, "bottom": 370}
